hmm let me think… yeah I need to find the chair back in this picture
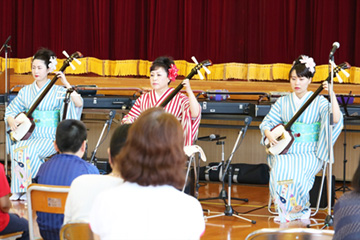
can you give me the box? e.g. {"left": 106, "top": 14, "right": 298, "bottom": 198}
{"left": 245, "top": 228, "right": 334, "bottom": 240}
{"left": 27, "top": 183, "right": 70, "bottom": 240}
{"left": 60, "top": 223, "right": 93, "bottom": 240}
{"left": 0, "top": 232, "right": 24, "bottom": 240}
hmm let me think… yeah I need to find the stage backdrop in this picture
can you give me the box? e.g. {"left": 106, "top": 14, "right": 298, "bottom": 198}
{"left": 0, "top": 0, "right": 360, "bottom": 78}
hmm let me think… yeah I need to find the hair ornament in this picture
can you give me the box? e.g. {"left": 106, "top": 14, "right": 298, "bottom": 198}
{"left": 299, "top": 55, "right": 316, "bottom": 74}
{"left": 48, "top": 56, "right": 58, "bottom": 72}
{"left": 168, "top": 64, "right": 179, "bottom": 82}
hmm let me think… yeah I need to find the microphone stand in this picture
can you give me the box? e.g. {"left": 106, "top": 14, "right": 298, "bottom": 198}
{"left": 89, "top": 110, "right": 116, "bottom": 168}
{"left": 308, "top": 56, "right": 337, "bottom": 229}
{"left": 322, "top": 56, "right": 336, "bottom": 229}
{"left": 204, "top": 117, "right": 256, "bottom": 224}
{"left": 335, "top": 94, "right": 351, "bottom": 193}
{"left": 1, "top": 36, "right": 11, "bottom": 176}
{"left": 199, "top": 136, "right": 246, "bottom": 203}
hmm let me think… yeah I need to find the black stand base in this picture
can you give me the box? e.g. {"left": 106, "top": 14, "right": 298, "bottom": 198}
{"left": 199, "top": 189, "right": 248, "bottom": 203}
{"left": 307, "top": 214, "right": 334, "bottom": 228}
{"left": 322, "top": 215, "right": 334, "bottom": 229}
{"left": 335, "top": 184, "right": 351, "bottom": 193}
{"left": 206, "top": 204, "right": 256, "bottom": 224}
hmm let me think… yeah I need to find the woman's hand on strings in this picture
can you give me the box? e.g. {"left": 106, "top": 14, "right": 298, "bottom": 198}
{"left": 55, "top": 71, "right": 72, "bottom": 89}
{"left": 265, "top": 129, "right": 278, "bottom": 146}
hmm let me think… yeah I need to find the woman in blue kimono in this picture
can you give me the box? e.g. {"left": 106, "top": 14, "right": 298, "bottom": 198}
{"left": 259, "top": 55, "right": 343, "bottom": 222}
{"left": 5, "top": 48, "right": 83, "bottom": 200}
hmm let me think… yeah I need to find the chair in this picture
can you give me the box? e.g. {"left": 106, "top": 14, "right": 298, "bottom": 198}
{"left": 0, "top": 232, "right": 24, "bottom": 240}
{"left": 59, "top": 222, "right": 93, "bottom": 240}
{"left": 245, "top": 228, "right": 334, "bottom": 240}
{"left": 183, "top": 145, "right": 207, "bottom": 197}
{"left": 268, "top": 161, "right": 329, "bottom": 217}
{"left": 27, "top": 183, "right": 70, "bottom": 240}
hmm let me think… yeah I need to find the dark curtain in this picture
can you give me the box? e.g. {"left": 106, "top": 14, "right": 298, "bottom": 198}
{"left": 1, "top": 0, "right": 360, "bottom": 66}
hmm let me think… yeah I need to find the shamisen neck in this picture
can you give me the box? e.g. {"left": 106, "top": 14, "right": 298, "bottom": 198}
{"left": 285, "top": 86, "right": 323, "bottom": 131}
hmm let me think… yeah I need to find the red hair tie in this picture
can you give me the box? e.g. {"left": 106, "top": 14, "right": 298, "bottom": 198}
{"left": 168, "top": 64, "right": 179, "bottom": 82}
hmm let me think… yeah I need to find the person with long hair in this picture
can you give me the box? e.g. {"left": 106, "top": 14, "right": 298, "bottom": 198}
{"left": 5, "top": 48, "right": 83, "bottom": 201}
{"left": 121, "top": 56, "right": 201, "bottom": 146}
{"left": 90, "top": 107, "right": 205, "bottom": 240}
{"left": 259, "top": 55, "right": 343, "bottom": 222}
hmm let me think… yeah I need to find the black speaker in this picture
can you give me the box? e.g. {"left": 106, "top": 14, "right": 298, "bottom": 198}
{"left": 96, "top": 160, "right": 112, "bottom": 175}
{"left": 309, "top": 175, "right": 335, "bottom": 208}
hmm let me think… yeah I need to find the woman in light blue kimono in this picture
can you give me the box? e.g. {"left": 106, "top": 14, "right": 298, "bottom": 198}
{"left": 5, "top": 48, "right": 83, "bottom": 200}
{"left": 259, "top": 55, "right": 343, "bottom": 223}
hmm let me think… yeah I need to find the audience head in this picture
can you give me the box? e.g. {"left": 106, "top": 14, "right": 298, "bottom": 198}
{"left": 117, "top": 107, "right": 186, "bottom": 188}
{"left": 289, "top": 55, "right": 316, "bottom": 80}
{"left": 150, "top": 56, "right": 178, "bottom": 84}
{"left": 109, "top": 124, "right": 131, "bottom": 160}
{"left": 55, "top": 120, "right": 87, "bottom": 154}
{"left": 352, "top": 158, "right": 360, "bottom": 193}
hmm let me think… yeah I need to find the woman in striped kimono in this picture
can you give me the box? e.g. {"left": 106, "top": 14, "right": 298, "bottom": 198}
{"left": 259, "top": 55, "right": 343, "bottom": 223}
{"left": 121, "top": 56, "right": 201, "bottom": 146}
{"left": 5, "top": 48, "right": 83, "bottom": 200}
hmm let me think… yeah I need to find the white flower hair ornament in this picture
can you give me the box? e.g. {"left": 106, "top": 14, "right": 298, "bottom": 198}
{"left": 299, "top": 55, "right": 316, "bottom": 74}
{"left": 48, "top": 56, "right": 58, "bottom": 72}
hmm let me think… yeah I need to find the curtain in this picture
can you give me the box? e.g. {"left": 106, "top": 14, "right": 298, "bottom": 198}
{"left": 0, "top": 0, "right": 359, "bottom": 67}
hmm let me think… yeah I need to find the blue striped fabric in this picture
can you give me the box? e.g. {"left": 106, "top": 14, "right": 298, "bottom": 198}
{"left": 259, "top": 92, "right": 343, "bottom": 222}
{"left": 5, "top": 80, "right": 83, "bottom": 193}
{"left": 34, "top": 154, "right": 99, "bottom": 240}
{"left": 334, "top": 191, "right": 360, "bottom": 240}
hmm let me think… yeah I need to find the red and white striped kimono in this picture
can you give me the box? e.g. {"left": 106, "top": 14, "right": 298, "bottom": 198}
{"left": 121, "top": 88, "right": 201, "bottom": 146}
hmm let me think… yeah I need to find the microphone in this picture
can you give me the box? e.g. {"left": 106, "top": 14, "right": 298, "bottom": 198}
{"left": 209, "top": 134, "right": 220, "bottom": 140}
{"left": 329, "top": 42, "right": 340, "bottom": 59}
{"left": 108, "top": 110, "right": 116, "bottom": 130}
{"left": 197, "top": 134, "right": 221, "bottom": 141}
{"left": 0, "top": 35, "right": 11, "bottom": 53}
{"left": 353, "top": 145, "right": 360, "bottom": 149}
{"left": 2, "top": 35, "right": 11, "bottom": 46}
{"left": 243, "top": 116, "right": 252, "bottom": 137}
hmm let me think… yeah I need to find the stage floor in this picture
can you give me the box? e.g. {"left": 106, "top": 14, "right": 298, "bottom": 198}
{"left": 198, "top": 181, "right": 345, "bottom": 239}
{"left": 10, "top": 181, "right": 349, "bottom": 239}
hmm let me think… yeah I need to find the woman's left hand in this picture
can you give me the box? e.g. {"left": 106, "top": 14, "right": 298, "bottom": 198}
{"left": 322, "top": 80, "right": 342, "bottom": 123}
{"left": 322, "top": 81, "right": 329, "bottom": 92}
{"left": 182, "top": 79, "right": 192, "bottom": 93}
{"left": 55, "top": 71, "right": 71, "bottom": 89}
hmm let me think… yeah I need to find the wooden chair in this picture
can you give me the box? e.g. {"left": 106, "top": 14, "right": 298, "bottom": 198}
{"left": 245, "top": 228, "right": 334, "bottom": 240}
{"left": 183, "top": 145, "right": 207, "bottom": 197}
{"left": 0, "top": 232, "right": 24, "bottom": 240}
{"left": 59, "top": 222, "right": 93, "bottom": 240}
{"left": 27, "top": 183, "right": 70, "bottom": 240}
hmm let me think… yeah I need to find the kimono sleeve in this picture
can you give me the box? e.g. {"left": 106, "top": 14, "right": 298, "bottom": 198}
{"left": 259, "top": 97, "right": 284, "bottom": 145}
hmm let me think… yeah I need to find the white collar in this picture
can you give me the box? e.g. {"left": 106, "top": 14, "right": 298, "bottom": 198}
{"left": 292, "top": 91, "right": 311, "bottom": 111}
{"left": 34, "top": 81, "right": 41, "bottom": 91}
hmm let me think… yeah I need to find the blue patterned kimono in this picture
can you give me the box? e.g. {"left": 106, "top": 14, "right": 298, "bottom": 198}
{"left": 5, "top": 80, "right": 83, "bottom": 193}
{"left": 259, "top": 92, "right": 343, "bottom": 222}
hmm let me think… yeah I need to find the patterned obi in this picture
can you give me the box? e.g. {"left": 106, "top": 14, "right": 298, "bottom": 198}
{"left": 289, "top": 122, "right": 320, "bottom": 143}
{"left": 31, "top": 110, "right": 60, "bottom": 127}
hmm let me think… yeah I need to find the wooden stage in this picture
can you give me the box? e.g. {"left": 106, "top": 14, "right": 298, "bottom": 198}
{"left": 10, "top": 181, "right": 348, "bottom": 239}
